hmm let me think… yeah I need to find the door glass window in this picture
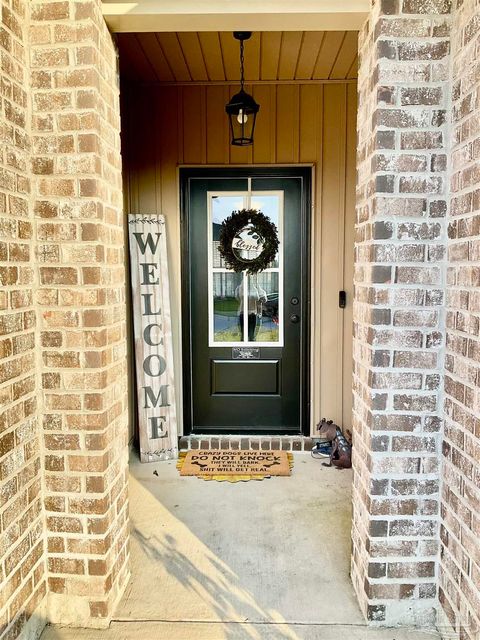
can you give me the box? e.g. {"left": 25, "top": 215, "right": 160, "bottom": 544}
{"left": 249, "top": 272, "right": 280, "bottom": 343}
{"left": 212, "top": 195, "right": 245, "bottom": 268}
{"left": 250, "top": 195, "right": 280, "bottom": 268}
{"left": 212, "top": 272, "right": 243, "bottom": 342}
{"left": 208, "top": 191, "right": 283, "bottom": 347}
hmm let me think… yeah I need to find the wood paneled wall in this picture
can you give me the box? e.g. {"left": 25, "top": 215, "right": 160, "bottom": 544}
{"left": 122, "top": 82, "right": 357, "bottom": 435}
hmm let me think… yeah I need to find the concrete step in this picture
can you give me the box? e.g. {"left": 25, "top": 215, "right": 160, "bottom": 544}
{"left": 41, "top": 620, "right": 441, "bottom": 640}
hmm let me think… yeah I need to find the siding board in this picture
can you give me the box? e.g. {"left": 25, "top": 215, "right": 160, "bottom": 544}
{"left": 330, "top": 32, "right": 359, "bottom": 80}
{"left": 136, "top": 92, "right": 157, "bottom": 212}
{"left": 137, "top": 34, "right": 174, "bottom": 82}
{"left": 177, "top": 33, "right": 208, "bottom": 82}
{"left": 198, "top": 33, "right": 225, "bottom": 81}
{"left": 260, "top": 32, "right": 282, "bottom": 80}
{"left": 219, "top": 32, "right": 241, "bottom": 81}
{"left": 276, "top": 84, "right": 300, "bottom": 163}
{"left": 277, "top": 32, "right": 303, "bottom": 80}
{"left": 343, "top": 82, "right": 357, "bottom": 427}
{"left": 120, "top": 34, "right": 157, "bottom": 83}
{"left": 243, "top": 31, "right": 261, "bottom": 81}
{"left": 157, "top": 33, "right": 191, "bottom": 81}
{"left": 313, "top": 32, "right": 346, "bottom": 79}
{"left": 299, "top": 84, "right": 319, "bottom": 163}
{"left": 321, "top": 83, "right": 347, "bottom": 423}
{"left": 296, "top": 32, "right": 325, "bottom": 81}
{"left": 206, "top": 85, "right": 229, "bottom": 164}
{"left": 182, "top": 86, "right": 206, "bottom": 163}
{"left": 252, "top": 85, "right": 276, "bottom": 164}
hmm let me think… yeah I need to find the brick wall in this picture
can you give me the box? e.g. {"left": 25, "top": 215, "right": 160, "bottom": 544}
{"left": 28, "top": 0, "right": 130, "bottom": 627}
{"left": 0, "top": 1, "right": 129, "bottom": 635}
{"left": 440, "top": 1, "right": 480, "bottom": 638}
{"left": 0, "top": 1, "right": 47, "bottom": 638}
{"left": 352, "top": 0, "right": 451, "bottom": 626}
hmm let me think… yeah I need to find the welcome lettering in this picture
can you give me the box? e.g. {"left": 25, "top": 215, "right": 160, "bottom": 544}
{"left": 129, "top": 216, "right": 178, "bottom": 461}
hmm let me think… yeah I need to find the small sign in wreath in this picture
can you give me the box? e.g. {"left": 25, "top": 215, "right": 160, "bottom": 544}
{"left": 218, "top": 209, "right": 279, "bottom": 274}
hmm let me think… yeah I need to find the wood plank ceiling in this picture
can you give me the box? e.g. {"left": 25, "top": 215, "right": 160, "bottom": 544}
{"left": 117, "top": 31, "right": 358, "bottom": 84}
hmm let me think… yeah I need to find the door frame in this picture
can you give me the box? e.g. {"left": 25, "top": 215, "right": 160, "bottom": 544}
{"left": 180, "top": 166, "right": 312, "bottom": 436}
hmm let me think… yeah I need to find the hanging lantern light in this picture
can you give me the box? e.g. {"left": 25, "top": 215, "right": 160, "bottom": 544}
{"left": 225, "top": 32, "right": 259, "bottom": 146}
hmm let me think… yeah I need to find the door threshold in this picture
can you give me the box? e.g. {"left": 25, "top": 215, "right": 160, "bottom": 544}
{"left": 179, "top": 434, "right": 315, "bottom": 452}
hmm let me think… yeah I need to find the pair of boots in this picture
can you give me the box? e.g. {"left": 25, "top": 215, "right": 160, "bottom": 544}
{"left": 312, "top": 419, "right": 352, "bottom": 469}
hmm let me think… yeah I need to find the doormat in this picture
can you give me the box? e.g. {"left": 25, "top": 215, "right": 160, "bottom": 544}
{"left": 177, "top": 449, "right": 293, "bottom": 482}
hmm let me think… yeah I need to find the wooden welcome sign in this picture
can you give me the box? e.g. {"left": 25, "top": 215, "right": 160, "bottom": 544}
{"left": 128, "top": 215, "right": 178, "bottom": 462}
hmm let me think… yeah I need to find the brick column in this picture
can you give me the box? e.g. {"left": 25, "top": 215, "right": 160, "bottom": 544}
{"left": 440, "top": 1, "right": 480, "bottom": 638}
{"left": 352, "top": 0, "right": 451, "bottom": 626}
{"left": 30, "top": 0, "right": 129, "bottom": 626}
{"left": 0, "top": 1, "right": 47, "bottom": 638}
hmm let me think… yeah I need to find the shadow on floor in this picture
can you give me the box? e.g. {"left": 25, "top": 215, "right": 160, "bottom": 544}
{"left": 130, "top": 527, "right": 299, "bottom": 640}
{"left": 40, "top": 453, "right": 442, "bottom": 640}
{"left": 116, "top": 452, "right": 363, "bottom": 629}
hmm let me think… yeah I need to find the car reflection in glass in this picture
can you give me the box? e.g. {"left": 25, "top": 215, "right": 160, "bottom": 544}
{"left": 263, "top": 292, "right": 279, "bottom": 325}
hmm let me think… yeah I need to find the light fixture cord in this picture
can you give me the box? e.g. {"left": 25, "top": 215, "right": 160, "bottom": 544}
{"left": 240, "top": 38, "right": 245, "bottom": 91}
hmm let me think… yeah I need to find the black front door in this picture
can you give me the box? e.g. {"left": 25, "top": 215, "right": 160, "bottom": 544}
{"left": 181, "top": 168, "right": 310, "bottom": 435}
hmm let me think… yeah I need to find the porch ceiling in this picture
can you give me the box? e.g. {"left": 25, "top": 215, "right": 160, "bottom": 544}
{"left": 117, "top": 31, "right": 358, "bottom": 85}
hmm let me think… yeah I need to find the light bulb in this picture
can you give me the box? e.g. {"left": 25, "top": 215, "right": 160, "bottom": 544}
{"left": 237, "top": 109, "right": 248, "bottom": 125}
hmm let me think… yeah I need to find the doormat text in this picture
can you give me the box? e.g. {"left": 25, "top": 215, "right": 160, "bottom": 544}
{"left": 177, "top": 449, "right": 293, "bottom": 482}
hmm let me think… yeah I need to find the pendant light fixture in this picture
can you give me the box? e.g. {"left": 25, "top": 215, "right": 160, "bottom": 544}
{"left": 225, "top": 32, "right": 260, "bottom": 146}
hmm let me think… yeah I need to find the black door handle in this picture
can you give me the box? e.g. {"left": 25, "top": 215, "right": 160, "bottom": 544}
{"left": 290, "top": 314, "right": 300, "bottom": 324}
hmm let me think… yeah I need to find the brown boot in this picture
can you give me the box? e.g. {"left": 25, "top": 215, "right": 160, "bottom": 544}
{"left": 331, "top": 429, "right": 352, "bottom": 469}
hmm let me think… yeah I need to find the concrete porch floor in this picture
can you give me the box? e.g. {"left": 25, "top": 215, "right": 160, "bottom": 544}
{"left": 42, "top": 453, "right": 440, "bottom": 640}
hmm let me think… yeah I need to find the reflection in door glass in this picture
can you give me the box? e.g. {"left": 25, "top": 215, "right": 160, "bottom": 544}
{"left": 212, "top": 196, "right": 245, "bottom": 268}
{"left": 248, "top": 273, "right": 280, "bottom": 343}
{"left": 213, "top": 272, "right": 243, "bottom": 342}
{"left": 208, "top": 191, "right": 283, "bottom": 346}
{"left": 250, "top": 195, "right": 280, "bottom": 268}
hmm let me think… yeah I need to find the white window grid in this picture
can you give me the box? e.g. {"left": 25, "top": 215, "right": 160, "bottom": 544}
{"left": 207, "top": 187, "right": 284, "bottom": 348}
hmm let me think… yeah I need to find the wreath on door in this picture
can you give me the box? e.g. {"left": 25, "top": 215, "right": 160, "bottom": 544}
{"left": 218, "top": 209, "right": 279, "bottom": 274}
